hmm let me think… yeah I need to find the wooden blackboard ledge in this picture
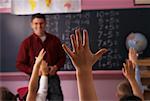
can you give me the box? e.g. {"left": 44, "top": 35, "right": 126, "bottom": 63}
{"left": 0, "top": 70, "right": 123, "bottom": 81}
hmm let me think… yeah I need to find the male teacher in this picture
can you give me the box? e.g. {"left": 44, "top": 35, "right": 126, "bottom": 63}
{"left": 16, "top": 13, "right": 66, "bottom": 101}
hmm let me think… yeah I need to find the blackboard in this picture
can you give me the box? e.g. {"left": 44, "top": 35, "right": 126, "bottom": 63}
{"left": 1, "top": 8, "right": 150, "bottom": 72}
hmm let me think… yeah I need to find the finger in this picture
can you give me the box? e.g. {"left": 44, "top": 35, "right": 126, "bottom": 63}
{"left": 132, "top": 47, "right": 135, "bottom": 52}
{"left": 127, "top": 60, "right": 132, "bottom": 75}
{"left": 131, "top": 48, "right": 135, "bottom": 57}
{"left": 49, "top": 71, "right": 52, "bottom": 75}
{"left": 128, "top": 48, "right": 132, "bottom": 59}
{"left": 136, "top": 53, "right": 139, "bottom": 57}
{"left": 126, "top": 60, "right": 129, "bottom": 71}
{"left": 129, "top": 47, "right": 131, "bottom": 55}
{"left": 129, "top": 60, "right": 134, "bottom": 70}
{"left": 123, "top": 63, "right": 126, "bottom": 68}
{"left": 38, "top": 48, "right": 46, "bottom": 58}
{"left": 75, "top": 29, "right": 82, "bottom": 48}
{"left": 83, "top": 29, "right": 89, "bottom": 48}
{"left": 40, "top": 51, "right": 46, "bottom": 60}
{"left": 129, "top": 60, "right": 132, "bottom": 67}
{"left": 70, "top": 34, "right": 77, "bottom": 52}
{"left": 122, "top": 67, "right": 126, "bottom": 76}
{"left": 49, "top": 69, "right": 55, "bottom": 75}
{"left": 42, "top": 51, "right": 46, "bottom": 57}
{"left": 95, "top": 48, "right": 108, "bottom": 60}
{"left": 132, "top": 48, "right": 137, "bottom": 57}
{"left": 128, "top": 60, "right": 131, "bottom": 69}
{"left": 39, "top": 48, "right": 44, "bottom": 55}
{"left": 62, "top": 44, "right": 74, "bottom": 58}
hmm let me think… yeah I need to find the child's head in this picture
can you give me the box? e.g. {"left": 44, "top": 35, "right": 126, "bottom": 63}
{"left": 116, "top": 80, "right": 133, "bottom": 99}
{"left": 119, "top": 95, "right": 142, "bottom": 101}
{"left": 0, "top": 86, "right": 17, "bottom": 101}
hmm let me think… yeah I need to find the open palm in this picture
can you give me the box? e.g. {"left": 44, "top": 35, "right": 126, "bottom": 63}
{"left": 62, "top": 29, "right": 107, "bottom": 71}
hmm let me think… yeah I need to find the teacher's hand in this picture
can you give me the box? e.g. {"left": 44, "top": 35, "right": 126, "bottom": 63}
{"left": 48, "top": 65, "right": 58, "bottom": 75}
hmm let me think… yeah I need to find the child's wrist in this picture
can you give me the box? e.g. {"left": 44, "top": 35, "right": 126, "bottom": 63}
{"left": 35, "top": 58, "right": 41, "bottom": 64}
{"left": 76, "top": 67, "right": 92, "bottom": 74}
{"left": 128, "top": 77, "right": 136, "bottom": 83}
{"left": 42, "top": 72, "right": 49, "bottom": 76}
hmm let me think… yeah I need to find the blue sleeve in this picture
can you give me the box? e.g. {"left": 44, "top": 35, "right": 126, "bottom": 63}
{"left": 135, "top": 65, "right": 144, "bottom": 93}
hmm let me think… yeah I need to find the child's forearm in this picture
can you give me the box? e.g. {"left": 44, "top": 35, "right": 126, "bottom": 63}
{"left": 28, "top": 61, "right": 40, "bottom": 93}
{"left": 76, "top": 68, "right": 98, "bottom": 101}
{"left": 129, "top": 78, "right": 144, "bottom": 101}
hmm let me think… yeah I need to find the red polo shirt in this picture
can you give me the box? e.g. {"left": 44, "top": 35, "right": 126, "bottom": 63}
{"left": 16, "top": 32, "right": 66, "bottom": 75}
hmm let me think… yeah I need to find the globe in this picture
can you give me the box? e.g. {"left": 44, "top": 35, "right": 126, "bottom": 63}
{"left": 126, "top": 32, "right": 148, "bottom": 53}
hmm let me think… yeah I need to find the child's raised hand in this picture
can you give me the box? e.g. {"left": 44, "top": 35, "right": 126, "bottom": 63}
{"left": 62, "top": 29, "right": 108, "bottom": 72}
{"left": 122, "top": 60, "right": 135, "bottom": 81}
{"left": 128, "top": 48, "right": 138, "bottom": 66}
{"left": 35, "top": 48, "right": 46, "bottom": 63}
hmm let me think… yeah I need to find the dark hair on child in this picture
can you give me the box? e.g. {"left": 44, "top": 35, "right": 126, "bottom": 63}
{"left": 0, "top": 87, "right": 17, "bottom": 101}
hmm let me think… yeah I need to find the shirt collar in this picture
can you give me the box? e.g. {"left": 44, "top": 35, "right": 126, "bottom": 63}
{"left": 32, "top": 32, "right": 48, "bottom": 39}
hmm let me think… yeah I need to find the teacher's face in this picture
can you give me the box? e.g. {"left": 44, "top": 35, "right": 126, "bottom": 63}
{"left": 31, "top": 18, "right": 46, "bottom": 36}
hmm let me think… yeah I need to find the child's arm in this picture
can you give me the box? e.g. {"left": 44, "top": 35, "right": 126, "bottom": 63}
{"left": 62, "top": 29, "right": 107, "bottom": 101}
{"left": 36, "top": 60, "right": 48, "bottom": 101}
{"left": 128, "top": 48, "right": 144, "bottom": 93}
{"left": 26, "top": 49, "right": 46, "bottom": 101}
{"left": 122, "top": 60, "right": 144, "bottom": 101}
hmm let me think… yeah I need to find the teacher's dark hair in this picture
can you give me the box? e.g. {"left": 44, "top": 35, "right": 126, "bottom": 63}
{"left": 31, "top": 13, "right": 46, "bottom": 22}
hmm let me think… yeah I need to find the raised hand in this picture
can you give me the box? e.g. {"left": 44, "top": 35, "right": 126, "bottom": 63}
{"left": 122, "top": 60, "right": 135, "bottom": 81}
{"left": 48, "top": 65, "right": 58, "bottom": 75}
{"left": 35, "top": 48, "right": 46, "bottom": 64}
{"left": 26, "top": 49, "right": 46, "bottom": 101}
{"left": 128, "top": 48, "right": 138, "bottom": 66}
{"left": 122, "top": 60, "right": 144, "bottom": 101}
{"left": 62, "top": 29, "right": 108, "bottom": 72}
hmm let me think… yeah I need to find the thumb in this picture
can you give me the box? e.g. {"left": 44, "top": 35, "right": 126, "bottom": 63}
{"left": 95, "top": 48, "right": 108, "bottom": 60}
